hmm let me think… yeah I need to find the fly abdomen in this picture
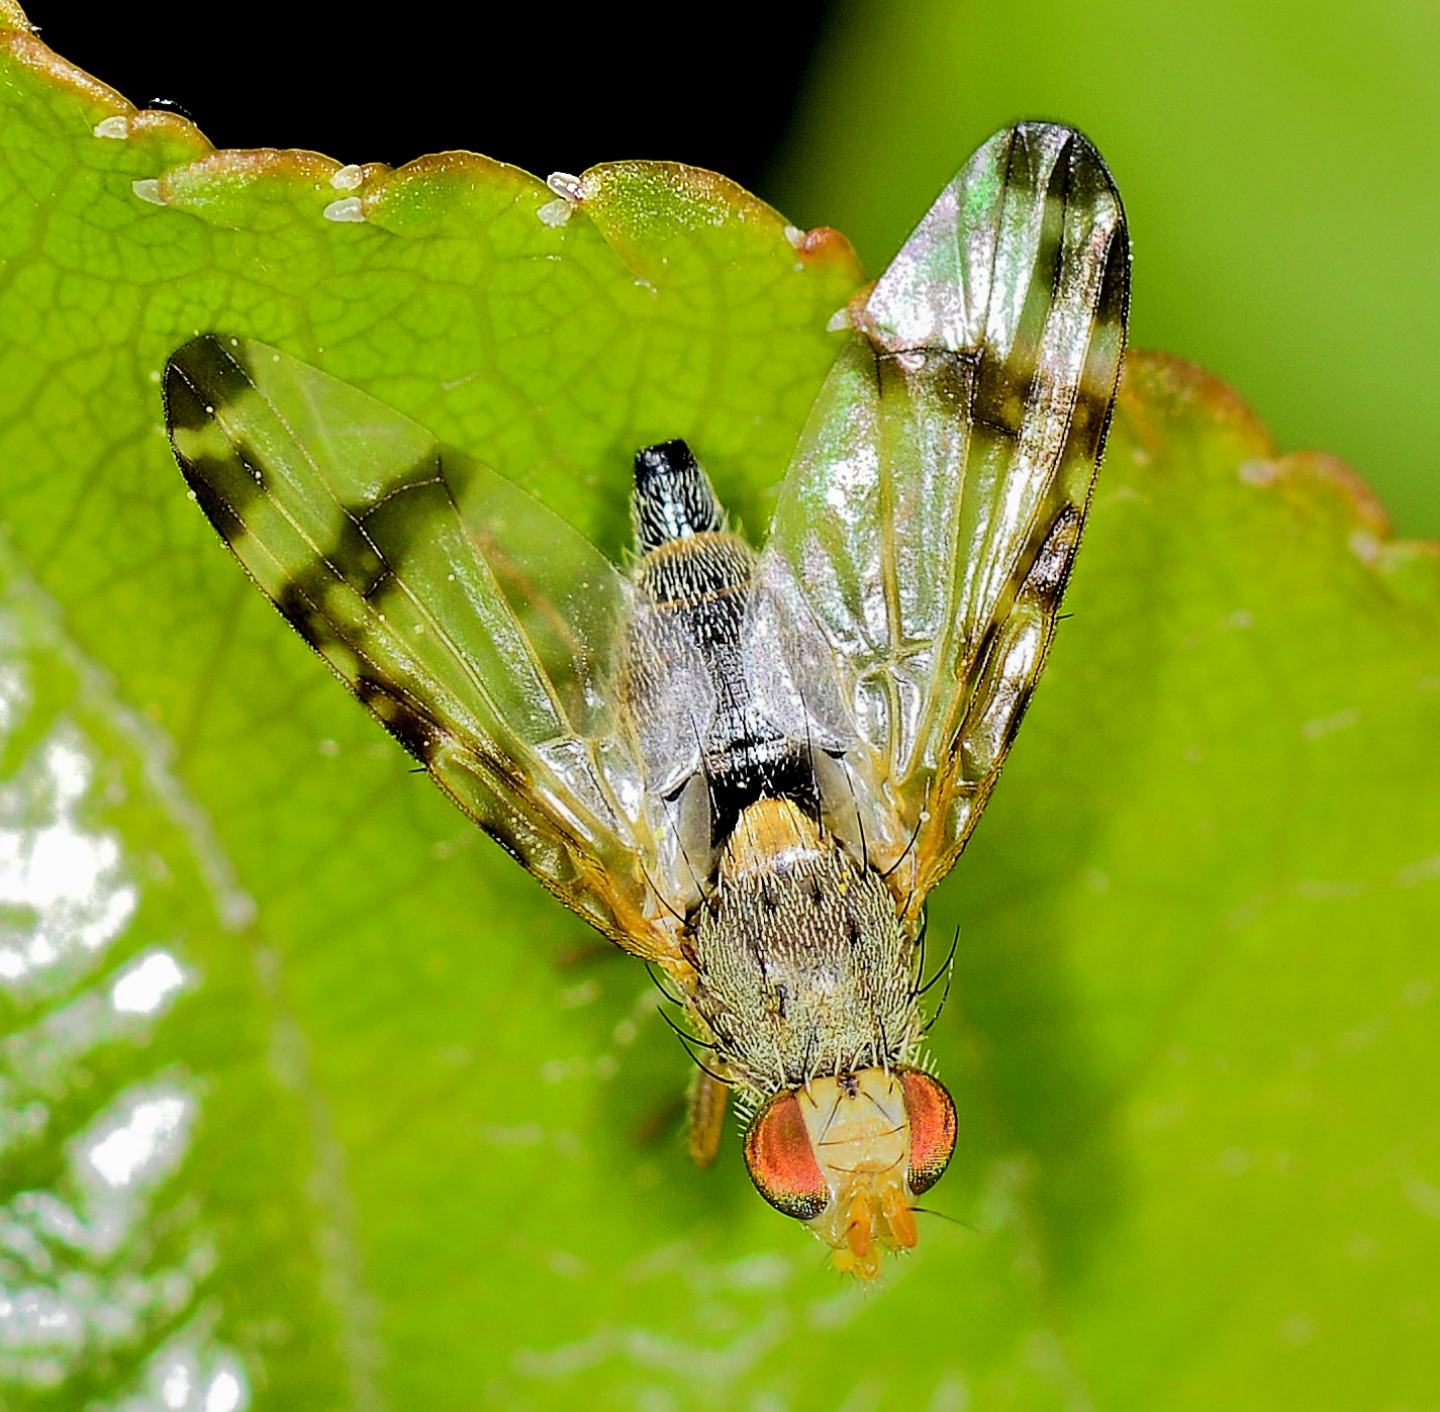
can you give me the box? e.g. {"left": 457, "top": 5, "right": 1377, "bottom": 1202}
{"left": 633, "top": 440, "right": 725, "bottom": 551}
{"left": 634, "top": 527, "right": 813, "bottom": 841}
{"left": 625, "top": 441, "right": 819, "bottom": 849}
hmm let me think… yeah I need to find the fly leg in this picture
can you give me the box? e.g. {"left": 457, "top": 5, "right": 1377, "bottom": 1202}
{"left": 686, "top": 1067, "right": 731, "bottom": 1167}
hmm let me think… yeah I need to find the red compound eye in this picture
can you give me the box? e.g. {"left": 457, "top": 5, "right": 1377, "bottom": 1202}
{"left": 901, "top": 1070, "right": 957, "bottom": 1195}
{"left": 743, "top": 1090, "right": 830, "bottom": 1221}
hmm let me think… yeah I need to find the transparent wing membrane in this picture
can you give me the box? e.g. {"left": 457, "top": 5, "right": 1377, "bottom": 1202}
{"left": 165, "top": 334, "right": 683, "bottom": 958}
{"left": 755, "top": 123, "right": 1131, "bottom": 913}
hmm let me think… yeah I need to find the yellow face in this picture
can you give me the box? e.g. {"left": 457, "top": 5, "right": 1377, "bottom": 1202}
{"left": 743, "top": 1068, "right": 956, "bottom": 1279}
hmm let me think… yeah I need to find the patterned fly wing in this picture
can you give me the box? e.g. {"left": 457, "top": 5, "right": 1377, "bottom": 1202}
{"left": 751, "top": 123, "right": 1131, "bottom": 917}
{"left": 164, "top": 334, "right": 685, "bottom": 961}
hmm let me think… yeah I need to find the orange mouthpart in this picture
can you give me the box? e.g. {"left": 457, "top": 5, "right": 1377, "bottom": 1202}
{"left": 881, "top": 1182, "right": 918, "bottom": 1249}
{"left": 846, "top": 1189, "right": 872, "bottom": 1262}
{"left": 831, "top": 1179, "right": 918, "bottom": 1279}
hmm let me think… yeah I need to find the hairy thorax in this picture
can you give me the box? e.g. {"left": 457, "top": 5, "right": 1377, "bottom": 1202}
{"left": 690, "top": 799, "right": 918, "bottom": 1094}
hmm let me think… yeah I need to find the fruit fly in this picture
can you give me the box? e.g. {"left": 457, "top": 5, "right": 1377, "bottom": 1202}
{"left": 163, "top": 123, "right": 1130, "bottom": 1277}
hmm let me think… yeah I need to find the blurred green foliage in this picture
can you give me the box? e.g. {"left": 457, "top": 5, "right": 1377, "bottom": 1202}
{"left": 777, "top": 0, "right": 1440, "bottom": 536}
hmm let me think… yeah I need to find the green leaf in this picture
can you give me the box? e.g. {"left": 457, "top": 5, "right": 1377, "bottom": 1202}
{"left": 2, "top": 16, "right": 1437, "bottom": 1412}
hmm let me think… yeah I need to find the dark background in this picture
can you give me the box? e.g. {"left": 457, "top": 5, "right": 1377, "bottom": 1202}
{"left": 25, "top": 3, "right": 837, "bottom": 196}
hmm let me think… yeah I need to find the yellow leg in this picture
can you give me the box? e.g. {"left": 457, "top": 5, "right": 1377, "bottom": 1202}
{"left": 686, "top": 1068, "right": 730, "bottom": 1167}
